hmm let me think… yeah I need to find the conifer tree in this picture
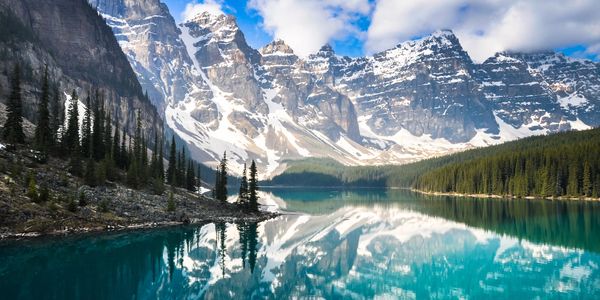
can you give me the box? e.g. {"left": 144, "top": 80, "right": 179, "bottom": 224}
{"left": 34, "top": 66, "right": 52, "bottom": 154}
{"left": 238, "top": 163, "right": 248, "bottom": 207}
{"left": 582, "top": 161, "right": 592, "bottom": 197}
{"left": 213, "top": 168, "right": 220, "bottom": 199}
{"left": 158, "top": 134, "right": 165, "bottom": 181}
{"left": 167, "top": 136, "right": 177, "bottom": 185}
{"left": 151, "top": 131, "right": 159, "bottom": 179}
{"left": 50, "top": 84, "right": 61, "bottom": 148}
{"left": 92, "top": 91, "right": 104, "bottom": 161}
{"left": 112, "top": 119, "right": 121, "bottom": 168}
{"left": 120, "top": 131, "right": 128, "bottom": 169}
{"left": 104, "top": 112, "right": 112, "bottom": 160}
{"left": 248, "top": 160, "right": 259, "bottom": 212}
{"left": 81, "top": 95, "right": 92, "bottom": 158}
{"left": 216, "top": 152, "right": 228, "bottom": 202}
{"left": 63, "top": 89, "right": 80, "bottom": 151}
{"left": 3, "top": 64, "right": 25, "bottom": 144}
{"left": 567, "top": 164, "right": 579, "bottom": 196}
{"left": 186, "top": 161, "right": 196, "bottom": 192}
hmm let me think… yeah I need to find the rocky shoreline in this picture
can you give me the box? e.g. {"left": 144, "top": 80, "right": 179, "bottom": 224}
{"left": 0, "top": 149, "right": 278, "bottom": 240}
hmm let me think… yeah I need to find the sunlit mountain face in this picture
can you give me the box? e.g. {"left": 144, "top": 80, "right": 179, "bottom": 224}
{"left": 2, "top": 189, "right": 600, "bottom": 299}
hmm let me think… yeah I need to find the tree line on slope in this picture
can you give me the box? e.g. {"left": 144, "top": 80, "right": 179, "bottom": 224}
{"left": 268, "top": 128, "right": 600, "bottom": 200}
{"left": 2, "top": 64, "right": 198, "bottom": 197}
{"left": 3, "top": 63, "right": 263, "bottom": 212}
{"left": 413, "top": 128, "right": 600, "bottom": 198}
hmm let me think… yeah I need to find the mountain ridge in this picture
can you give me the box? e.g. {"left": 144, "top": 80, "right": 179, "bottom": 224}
{"left": 89, "top": 3, "right": 599, "bottom": 177}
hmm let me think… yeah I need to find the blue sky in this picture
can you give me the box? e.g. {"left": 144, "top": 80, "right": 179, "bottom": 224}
{"left": 163, "top": 0, "right": 600, "bottom": 62}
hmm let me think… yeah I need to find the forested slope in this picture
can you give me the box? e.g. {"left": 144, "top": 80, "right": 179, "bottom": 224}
{"left": 269, "top": 128, "right": 600, "bottom": 199}
{"left": 413, "top": 128, "right": 600, "bottom": 198}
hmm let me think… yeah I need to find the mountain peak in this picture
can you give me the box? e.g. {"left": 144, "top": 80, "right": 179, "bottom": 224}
{"left": 185, "top": 11, "right": 238, "bottom": 30}
{"left": 431, "top": 29, "right": 456, "bottom": 38}
{"left": 316, "top": 44, "right": 335, "bottom": 56}
{"left": 260, "top": 39, "right": 295, "bottom": 56}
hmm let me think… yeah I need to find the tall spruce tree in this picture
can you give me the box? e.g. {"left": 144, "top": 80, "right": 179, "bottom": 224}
{"left": 158, "top": 134, "right": 165, "bottom": 180}
{"left": 238, "top": 163, "right": 248, "bottom": 207}
{"left": 582, "top": 161, "right": 592, "bottom": 197}
{"left": 112, "top": 119, "right": 121, "bottom": 168}
{"left": 213, "top": 168, "right": 220, "bottom": 199}
{"left": 216, "top": 152, "right": 228, "bottom": 202}
{"left": 120, "top": 131, "right": 128, "bottom": 169}
{"left": 3, "top": 64, "right": 25, "bottom": 144}
{"left": 166, "top": 136, "right": 177, "bottom": 185}
{"left": 248, "top": 160, "right": 259, "bottom": 212}
{"left": 34, "top": 66, "right": 52, "bottom": 154}
{"left": 50, "top": 84, "right": 61, "bottom": 149}
{"left": 63, "top": 89, "right": 80, "bottom": 151}
{"left": 80, "top": 95, "right": 92, "bottom": 158}
{"left": 151, "top": 131, "right": 159, "bottom": 179}
{"left": 104, "top": 112, "right": 112, "bottom": 160}
{"left": 186, "top": 161, "right": 196, "bottom": 192}
{"left": 92, "top": 91, "right": 105, "bottom": 161}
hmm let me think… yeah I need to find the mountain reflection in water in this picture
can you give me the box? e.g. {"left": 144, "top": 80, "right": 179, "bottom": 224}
{"left": 1, "top": 189, "right": 599, "bottom": 299}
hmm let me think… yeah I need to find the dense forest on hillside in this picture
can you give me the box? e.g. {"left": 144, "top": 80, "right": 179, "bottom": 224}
{"left": 414, "top": 128, "right": 600, "bottom": 198}
{"left": 269, "top": 128, "right": 600, "bottom": 198}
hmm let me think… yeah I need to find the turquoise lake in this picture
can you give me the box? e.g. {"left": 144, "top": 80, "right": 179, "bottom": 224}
{"left": 1, "top": 189, "right": 600, "bottom": 299}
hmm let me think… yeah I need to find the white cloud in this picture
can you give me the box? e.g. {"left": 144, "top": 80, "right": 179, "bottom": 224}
{"left": 248, "top": 0, "right": 371, "bottom": 57}
{"left": 367, "top": 0, "right": 600, "bottom": 62}
{"left": 182, "top": 0, "right": 224, "bottom": 22}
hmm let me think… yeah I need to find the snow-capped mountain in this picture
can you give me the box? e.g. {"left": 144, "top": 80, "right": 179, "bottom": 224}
{"left": 91, "top": 1, "right": 600, "bottom": 177}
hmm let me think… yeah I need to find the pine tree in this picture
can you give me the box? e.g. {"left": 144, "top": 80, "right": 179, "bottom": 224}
{"left": 567, "top": 164, "right": 579, "bottom": 196}
{"left": 186, "top": 161, "right": 196, "bottom": 192}
{"left": 582, "top": 161, "right": 592, "bottom": 197}
{"left": 120, "top": 131, "right": 128, "bottom": 169}
{"left": 50, "top": 84, "right": 61, "bottom": 149}
{"left": 34, "top": 66, "right": 52, "bottom": 155}
{"left": 179, "top": 148, "right": 186, "bottom": 187}
{"left": 80, "top": 95, "right": 92, "bottom": 158}
{"left": 3, "top": 64, "right": 25, "bottom": 144}
{"left": 238, "top": 163, "right": 248, "bottom": 207}
{"left": 112, "top": 119, "right": 121, "bottom": 168}
{"left": 167, "top": 136, "right": 176, "bottom": 185}
{"left": 63, "top": 89, "right": 80, "bottom": 151}
{"left": 104, "top": 112, "right": 112, "bottom": 160}
{"left": 158, "top": 134, "right": 165, "bottom": 181}
{"left": 213, "top": 168, "right": 220, "bottom": 199}
{"left": 151, "top": 131, "right": 159, "bottom": 179}
{"left": 248, "top": 160, "right": 258, "bottom": 212}
{"left": 216, "top": 152, "right": 228, "bottom": 202}
{"left": 92, "top": 91, "right": 104, "bottom": 161}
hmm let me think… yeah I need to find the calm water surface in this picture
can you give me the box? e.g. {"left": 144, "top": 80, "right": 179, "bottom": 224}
{"left": 2, "top": 189, "right": 600, "bottom": 299}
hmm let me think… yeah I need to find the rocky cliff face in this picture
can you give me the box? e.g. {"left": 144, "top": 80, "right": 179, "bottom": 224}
{"left": 89, "top": 0, "right": 204, "bottom": 113}
{"left": 90, "top": 2, "right": 600, "bottom": 177}
{"left": 0, "top": 0, "right": 161, "bottom": 141}
{"left": 335, "top": 30, "right": 497, "bottom": 143}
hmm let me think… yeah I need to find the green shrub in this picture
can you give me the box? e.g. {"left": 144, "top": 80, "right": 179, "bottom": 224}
{"left": 67, "top": 197, "right": 77, "bottom": 212}
{"left": 27, "top": 176, "right": 38, "bottom": 202}
{"left": 78, "top": 191, "right": 87, "bottom": 207}
{"left": 99, "top": 199, "right": 109, "bottom": 213}
{"left": 38, "top": 185, "right": 50, "bottom": 202}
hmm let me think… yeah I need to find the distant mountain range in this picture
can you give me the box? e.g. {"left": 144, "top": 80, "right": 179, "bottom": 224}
{"left": 89, "top": 0, "right": 599, "bottom": 176}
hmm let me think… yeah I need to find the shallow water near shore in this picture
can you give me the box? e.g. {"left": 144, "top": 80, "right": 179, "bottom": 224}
{"left": 2, "top": 188, "right": 600, "bottom": 299}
